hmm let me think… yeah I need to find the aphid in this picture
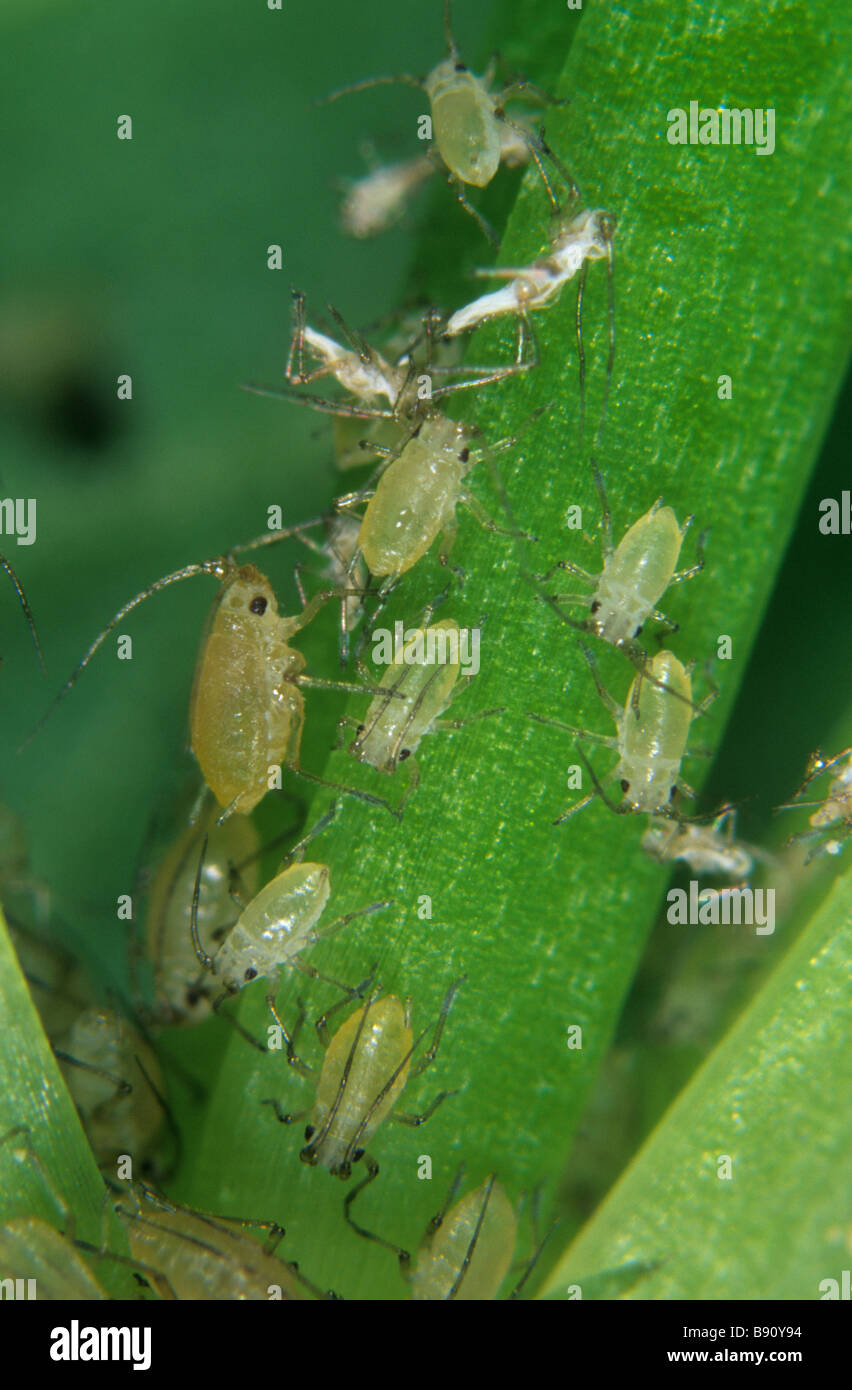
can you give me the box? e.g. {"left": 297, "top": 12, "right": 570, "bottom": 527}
{"left": 340, "top": 152, "right": 435, "bottom": 238}
{"left": 340, "top": 612, "right": 501, "bottom": 813}
{"left": 1, "top": 552, "right": 46, "bottom": 673}
{"left": 0, "top": 1126, "right": 108, "bottom": 1300}
{"left": 443, "top": 209, "right": 616, "bottom": 447}
{"left": 536, "top": 465, "right": 705, "bottom": 661}
{"left": 641, "top": 809, "right": 757, "bottom": 884}
{"left": 291, "top": 512, "right": 370, "bottom": 665}
{"left": 0, "top": 1216, "right": 109, "bottom": 1299}
{"left": 54, "top": 1008, "right": 166, "bottom": 1172}
{"left": 324, "top": 0, "right": 577, "bottom": 243}
{"left": 189, "top": 805, "right": 392, "bottom": 1041}
{"left": 28, "top": 537, "right": 397, "bottom": 820}
{"left": 776, "top": 747, "right": 852, "bottom": 862}
{"left": 263, "top": 979, "right": 463, "bottom": 1243}
{"left": 528, "top": 643, "right": 716, "bottom": 822}
{"left": 141, "top": 799, "right": 263, "bottom": 1026}
{"left": 108, "top": 1183, "right": 325, "bottom": 1300}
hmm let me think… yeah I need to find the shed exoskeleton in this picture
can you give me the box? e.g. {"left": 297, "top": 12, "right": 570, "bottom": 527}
{"left": 323, "top": 0, "right": 578, "bottom": 243}
{"left": 641, "top": 808, "right": 761, "bottom": 885}
{"left": 528, "top": 643, "right": 717, "bottom": 822}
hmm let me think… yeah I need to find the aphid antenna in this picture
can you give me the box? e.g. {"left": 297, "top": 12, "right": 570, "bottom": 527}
{"left": 19, "top": 526, "right": 327, "bottom": 751}
{"left": 447, "top": 1172, "right": 497, "bottom": 1300}
{"left": 274, "top": 800, "right": 339, "bottom": 870}
{"left": 318, "top": 70, "right": 424, "bottom": 107}
{"left": 1, "top": 553, "right": 47, "bottom": 674}
{"left": 241, "top": 380, "right": 398, "bottom": 422}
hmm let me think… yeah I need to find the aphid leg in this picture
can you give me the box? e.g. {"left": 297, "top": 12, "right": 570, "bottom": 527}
{"left": 670, "top": 525, "right": 709, "bottom": 585}
{"left": 303, "top": 898, "right": 393, "bottom": 952}
{"left": 432, "top": 706, "right": 506, "bottom": 734}
{"left": 525, "top": 711, "right": 619, "bottom": 751}
{"left": 264, "top": 997, "right": 314, "bottom": 1079}
{"left": 510, "top": 1183, "right": 560, "bottom": 1300}
{"left": 459, "top": 490, "right": 536, "bottom": 544}
{"left": 560, "top": 743, "right": 626, "bottom": 822}
{"left": 1, "top": 554, "right": 47, "bottom": 674}
{"left": 286, "top": 289, "right": 309, "bottom": 384}
{"left": 314, "top": 968, "right": 378, "bottom": 1047}
{"left": 448, "top": 174, "right": 499, "bottom": 246}
{"left": 406, "top": 975, "right": 465, "bottom": 1079}
{"left": 391, "top": 1088, "right": 459, "bottom": 1127}
{"left": 590, "top": 462, "right": 614, "bottom": 559}
{"left": 343, "top": 1156, "right": 413, "bottom": 1260}
{"left": 577, "top": 640, "right": 624, "bottom": 719}
{"left": 241, "top": 381, "right": 397, "bottom": 422}
{"left": 51, "top": 1050, "right": 132, "bottom": 1096}
{"left": 288, "top": 763, "right": 401, "bottom": 821}
{"left": 536, "top": 558, "right": 596, "bottom": 586}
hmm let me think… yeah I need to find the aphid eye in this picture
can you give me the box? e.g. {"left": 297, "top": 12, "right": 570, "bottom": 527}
{"left": 620, "top": 779, "right": 630, "bottom": 792}
{"left": 244, "top": 967, "right": 257, "bottom": 981}
{"left": 357, "top": 724, "right": 366, "bottom": 734}
{"left": 454, "top": 61, "right": 467, "bottom": 72}
{"left": 590, "top": 600, "right": 601, "bottom": 614}
{"left": 249, "top": 595, "right": 268, "bottom": 615}
{"left": 304, "top": 1124, "right": 315, "bottom": 1141}
{"left": 634, "top": 624, "right": 643, "bottom": 636}
{"left": 352, "top": 1147, "right": 365, "bottom": 1163}
{"left": 398, "top": 748, "right": 411, "bottom": 761}
{"left": 459, "top": 447, "right": 470, "bottom": 463}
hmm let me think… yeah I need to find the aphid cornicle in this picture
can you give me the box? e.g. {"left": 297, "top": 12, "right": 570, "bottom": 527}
{"left": 536, "top": 465, "right": 706, "bottom": 691}
{"left": 528, "top": 643, "right": 716, "bottom": 823}
{"left": 339, "top": 614, "right": 500, "bottom": 813}
{"left": 189, "top": 806, "right": 392, "bottom": 1041}
{"left": 324, "top": 0, "right": 577, "bottom": 243}
{"left": 776, "top": 747, "right": 852, "bottom": 862}
{"left": 29, "top": 536, "right": 398, "bottom": 820}
{"left": 1, "top": 552, "right": 46, "bottom": 673}
{"left": 263, "top": 979, "right": 463, "bottom": 1239}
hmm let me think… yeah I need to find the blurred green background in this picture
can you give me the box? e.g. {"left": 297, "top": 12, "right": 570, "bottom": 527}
{"left": 1, "top": 0, "right": 850, "bottom": 1286}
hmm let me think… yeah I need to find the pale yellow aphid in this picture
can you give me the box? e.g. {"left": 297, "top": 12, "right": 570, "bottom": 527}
{"left": 142, "top": 801, "right": 262, "bottom": 1025}
{"left": 190, "top": 807, "right": 392, "bottom": 1042}
{"left": 29, "top": 541, "right": 394, "bottom": 820}
{"left": 324, "top": 0, "right": 577, "bottom": 243}
{"left": 529, "top": 644, "right": 716, "bottom": 822}
{"left": 110, "top": 1184, "right": 321, "bottom": 1300}
{"left": 264, "top": 980, "right": 463, "bottom": 1245}
{"left": 409, "top": 1174, "right": 517, "bottom": 1300}
{"left": 777, "top": 746, "right": 852, "bottom": 863}
{"left": 538, "top": 466, "right": 705, "bottom": 659}
{"left": 55, "top": 1008, "right": 165, "bottom": 1171}
{"left": 1, "top": 552, "right": 46, "bottom": 673}
{"left": 0, "top": 1217, "right": 108, "bottom": 1300}
{"left": 339, "top": 615, "right": 499, "bottom": 813}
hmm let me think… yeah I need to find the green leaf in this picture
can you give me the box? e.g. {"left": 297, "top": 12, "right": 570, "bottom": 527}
{"left": 542, "top": 859, "right": 852, "bottom": 1299}
{"left": 182, "top": 0, "right": 852, "bottom": 1299}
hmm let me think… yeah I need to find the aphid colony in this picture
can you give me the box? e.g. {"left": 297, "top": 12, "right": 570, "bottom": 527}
{"left": 1, "top": 0, "right": 837, "bottom": 1305}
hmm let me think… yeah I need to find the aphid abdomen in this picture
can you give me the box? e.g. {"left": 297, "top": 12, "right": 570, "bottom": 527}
{"left": 311, "top": 997, "right": 412, "bottom": 1172}
{"left": 594, "top": 508, "right": 683, "bottom": 644}
{"left": 425, "top": 64, "right": 501, "bottom": 187}
{"left": 190, "top": 569, "right": 304, "bottom": 814}
{"left": 619, "top": 653, "right": 693, "bottom": 812}
{"left": 355, "top": 620, "right": 461, "bottom": 772}
{"left": 410, "top": 1180, "right": 517, "bottom": 1300}
{"left": 215, "top": 863, "right": 331, "bottom": 988}
{"left": 358, "top": 423, "right": 467, "bottom": 579}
